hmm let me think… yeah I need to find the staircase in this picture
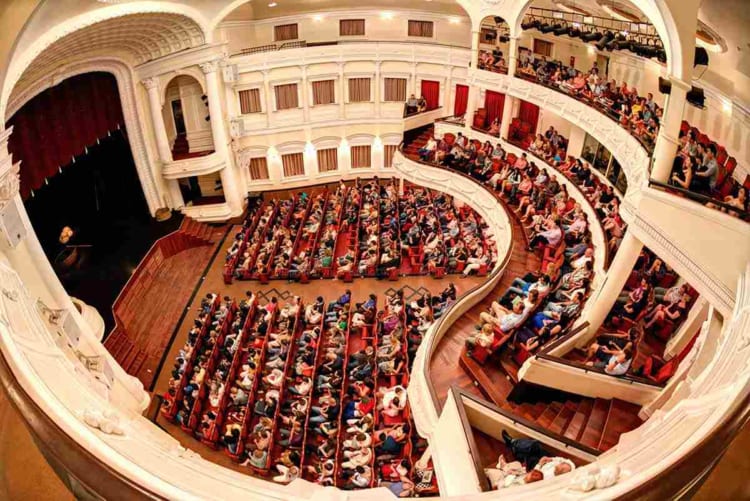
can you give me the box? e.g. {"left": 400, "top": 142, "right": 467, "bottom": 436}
{"left": 402, "top": 127, "right": 433, "bottom": 160}
{"left": 178, "top": 216, "right": 217, "bottom": 247}
{"left": 498, "top": 395, "right": 642, "bottom": 453}
{"left": 172, "top": 133, "right": 189, "bottom": 158}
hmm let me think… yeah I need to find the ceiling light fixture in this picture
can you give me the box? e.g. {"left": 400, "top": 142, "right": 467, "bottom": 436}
{"left": 268, "top": 2, "right": 277, "bottom": 7}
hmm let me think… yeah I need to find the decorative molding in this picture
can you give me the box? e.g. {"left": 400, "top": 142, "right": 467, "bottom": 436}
{"left": 82, "top": 408, "right": 125, "bottom": 436}
{"left": 199, "top": 60, "right": 219, "bottom": 75}
{"left": 141, "top": 77, "right": 158, "bottom": 90}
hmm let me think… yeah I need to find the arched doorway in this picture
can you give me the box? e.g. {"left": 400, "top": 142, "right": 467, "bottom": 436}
{"left": 162, "top": 75, "right": 223, "bottom": 205}
{"left": 477, "top": 15, "right": 512, "bottom": 74}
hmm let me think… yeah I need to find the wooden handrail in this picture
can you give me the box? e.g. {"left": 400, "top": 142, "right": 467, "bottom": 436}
{"left": 534, "top": 352, "right": 666, "bottom": 388}
{"left": 453, "top": 386, "right": 602, "bottom": 458}
{"left": 648, "top": 178, "right": 750, "bottom": 222}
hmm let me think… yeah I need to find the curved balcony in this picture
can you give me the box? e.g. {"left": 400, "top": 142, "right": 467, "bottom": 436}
{"left": 395, "top": 148, "right": 750, "bottom": 500}
{"left": 471, "top": 68, "right": 650, "bottom": 216}
{"left": 162, "top": 152, "right": 225, "bottom": 180}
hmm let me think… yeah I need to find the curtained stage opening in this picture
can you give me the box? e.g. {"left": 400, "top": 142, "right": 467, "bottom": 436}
{"left": 23, "top": 129, "right": 182, "bottom": 334}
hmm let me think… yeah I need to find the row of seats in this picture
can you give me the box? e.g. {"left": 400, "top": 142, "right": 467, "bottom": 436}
{"left": 668, "top": 121, "right": 748, "bottom": 218}
{"left": 515, "top": 56, "right": 662, "bottom": 151}
{"left": 226, "top": 179, "right": 497, "bottom": 284}
{"left": 576, "top": 248, "right": 700, "bottom": 381}
{"left": 417, "top": 129, "right": 625, "bottom": 258}
{"left": 160, "top": 289, "right": 446, "bottom": 493}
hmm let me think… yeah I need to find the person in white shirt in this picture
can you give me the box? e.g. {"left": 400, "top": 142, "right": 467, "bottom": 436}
{"left": 534, "top": 456, "right": 576, "bottom": 479}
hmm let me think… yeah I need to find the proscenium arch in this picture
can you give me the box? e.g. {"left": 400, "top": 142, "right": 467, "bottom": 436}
{"left": 4, "top": 59, "right": 163, "bottom": 215}
{"left": 457, "top": 0, "right": 686, "bottom": 80}
{"left": 0, "top": 1, "right": 212, "bottom": 124}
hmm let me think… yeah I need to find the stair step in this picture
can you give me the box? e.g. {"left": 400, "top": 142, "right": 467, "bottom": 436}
{"left": 564, "top": 399, "right": 594, "bottom": 442}
{"left": 579, "top": 398, "right": 610, "bottom": 450}
{"left": 536, "top": 401, "right": 563, "bottom": 428}
{"left": 598, "top": 399, "right": 642, "bottom": 451}
{"left": 549, "top": 401, "right": 578, "bottom": 435}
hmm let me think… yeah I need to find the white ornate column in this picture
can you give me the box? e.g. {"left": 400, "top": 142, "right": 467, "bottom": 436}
{"left": 261, "top": 71, "right": 273, "bottom": 129}
{"left": 339, "top": 63, "right": 347, "bottom": 120}
{"left": 500, "top": 95, "right": 516, "bottom": 140}
{"left": 142, "top": 78, "right": 183, "bottom": 209}
{"left": 507, "top": 36, "right": 520, "bottom": 76}
{"left": 470, "top": 30, "right": 480, "bottom": 69}
{"left": 411, "top": 62, "right": 418, "bottom": 95}
{"left": 582, "top": 231, "right": 644, "bottom": 333}
{"left": 300, "top": 65, "right": 310, "bottom": 123}
{"left": 374, "top": 61, "right": 382, "bottom": 118}
{"left": 465, "top": 79, "right": 479, "bottom": 132}
{"left": 444, "top": 67, "right": 453, "bottom": 113}
{"left": 651, "top": 77, "right": 690, "bottom": 183}
{"left": 200, "top": 61, "right": 243, "bottom": 216}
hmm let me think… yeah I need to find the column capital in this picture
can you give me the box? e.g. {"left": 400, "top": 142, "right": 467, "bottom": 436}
{"left": 141, "top": 77, "right": 159, "bottom": 90}
{"left": 199, "top": 60, "right": 220, "bottom": 75}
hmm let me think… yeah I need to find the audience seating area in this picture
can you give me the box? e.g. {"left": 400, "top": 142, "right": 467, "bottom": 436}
{"left": 474, "top": 50, "right": 747, "bottom": 220}
{"left": 662, "top": 120, "right": 749, "bottom": 220}
{"left": 513, "top": 55, "right": 662, "bottom": 151}
{"left": 223, "top": 180, "right": 497, "bottom": 284}
{"left": 405, "top": 128, "right": 599, "bottom": 371}
{"left": 105, "top": 217, "right": 220, "bottom": 388}
{"left": 160, "top": 287, "right": 455, "bottom": 494}
{"left": 567, "top": 247, "right": 700, "bottom": 381}
{"left": 414, "top": 125, "right": 626, "bottom": 258}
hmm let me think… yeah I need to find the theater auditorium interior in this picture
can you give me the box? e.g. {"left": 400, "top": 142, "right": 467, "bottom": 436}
{"left": 0, "top": 0, "right": 748, "bottom": 499}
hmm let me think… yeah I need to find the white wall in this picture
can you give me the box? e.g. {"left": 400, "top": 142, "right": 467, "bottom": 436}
{"left": 216, "top": 10, "right": 472, "bottom": 55}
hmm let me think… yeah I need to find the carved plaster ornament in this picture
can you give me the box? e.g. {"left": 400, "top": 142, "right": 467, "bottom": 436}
{"left": 0, "top": 162, "right": 20, "bottom": 210}
{"left": 173, "top": 444, "right": 200, "bottom": 459}
{"left": 569, "top": 464, "right": 621, "bottom": 492}
{"left": 82, "top": 408, "right": 125, "bottom": 435}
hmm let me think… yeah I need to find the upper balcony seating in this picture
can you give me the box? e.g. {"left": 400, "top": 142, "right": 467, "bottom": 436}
{"left": 512, "top": 56, "right": 661, "bottom": 153}
{"left": 477, "top": 48, "right": 509, "bottom": 75}
{"left": 658, "top": 121, "right": 749, "bottom": 221}
{"left": 565, "top": 247, "right": 700, "bottom": 382}
{"left": 411, "top": 126, "right": 625, "bottom": 261}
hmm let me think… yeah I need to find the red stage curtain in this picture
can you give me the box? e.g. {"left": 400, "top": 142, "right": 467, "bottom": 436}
{"left": 454, "top": 84, "right": 469, "bottom": 116}
{"left": 6, "top": 72, "right": 123, "bottom": 199}
{"left": 420, "top": 80, "right": 440, "bottom": 110}
{"left": 518, "top": 100, "right": 540, "bottom": 134}
{"left": 484, "top": 90, "right": 505, "bottom": 127}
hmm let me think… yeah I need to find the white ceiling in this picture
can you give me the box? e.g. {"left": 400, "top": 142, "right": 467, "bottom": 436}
{"left": 10, "top": 13, "right": 205, "bottom": 107}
